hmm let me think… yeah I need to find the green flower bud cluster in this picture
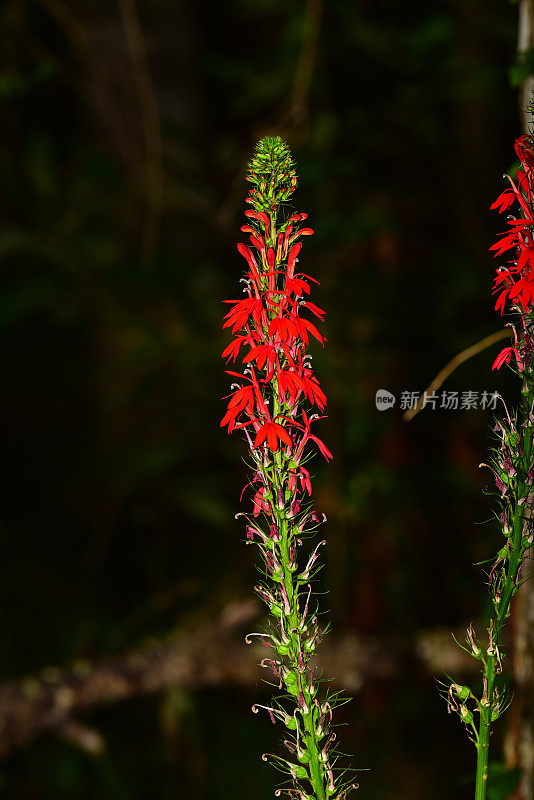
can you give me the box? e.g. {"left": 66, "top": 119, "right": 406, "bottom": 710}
{"left": 246, "top": 135, "right": 297, "bottom": 209}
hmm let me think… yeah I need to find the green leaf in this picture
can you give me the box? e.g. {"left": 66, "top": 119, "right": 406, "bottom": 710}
{"left": 487, "top": 762, "right": 521, "bottom": 800}
{"left": 509, "top": 48, "right": 534, "bottom": 87}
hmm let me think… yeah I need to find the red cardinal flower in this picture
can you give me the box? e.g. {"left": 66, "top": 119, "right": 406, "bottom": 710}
{"left": 491, "top": 136, "right": 534, "bottom": 315}
{"left": 220, "top": 137, "right": 354, "bottom": 800}
{"left": 254, "top": 422, "right": 292, "bottom": 452}
{"left": 492, "top": 346, "right": 520, "bottom": 372}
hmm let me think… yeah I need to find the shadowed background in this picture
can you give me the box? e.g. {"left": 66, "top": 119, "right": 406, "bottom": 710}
{"left": 0, "top": 0, "right": 526, "bottom": 798}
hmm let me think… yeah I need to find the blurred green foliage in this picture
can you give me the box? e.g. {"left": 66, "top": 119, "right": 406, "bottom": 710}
{"left": 0, "top": 0, "right": 523, "bottom": 798}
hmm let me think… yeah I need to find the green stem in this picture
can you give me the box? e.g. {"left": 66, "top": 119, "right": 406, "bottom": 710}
{"left": 473, "top": 371, "right": 533, "bottom": 800}
{"left": 475, "top": 660, "right": 495, "bottom": 800}
{"left": 272, "top": 396, "right": 326, "bottom": 800}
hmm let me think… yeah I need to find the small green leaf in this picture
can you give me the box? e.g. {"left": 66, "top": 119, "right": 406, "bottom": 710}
{"left": 509, "top": 48, "right": 534, "bottom": 87}
{"left": 487, "top": 761, "right": 521, "bottom": 800}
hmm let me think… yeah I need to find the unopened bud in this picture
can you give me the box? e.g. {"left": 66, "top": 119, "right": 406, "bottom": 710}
{"left": 451, "top": 684, "right": 471, "bottom": 701}
{"left": 460, "top": 705, "right": 473, "bottom": 724}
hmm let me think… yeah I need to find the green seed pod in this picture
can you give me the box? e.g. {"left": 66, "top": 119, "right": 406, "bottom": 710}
{"left": 294, "top": 765, "right": 309, "bottom": 779}
{"left": 460, "top": 705, "right": 474, "bottom": 725}
{"left": 452, "top": 684, "right": 471, "bottom": 701}
{"left": 284, "top": 669, "right": 298, "bottom": 686}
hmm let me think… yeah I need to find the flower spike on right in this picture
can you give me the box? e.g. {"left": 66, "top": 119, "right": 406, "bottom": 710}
{"left": 445, "top": 131, "right": 534, "bottom": 800}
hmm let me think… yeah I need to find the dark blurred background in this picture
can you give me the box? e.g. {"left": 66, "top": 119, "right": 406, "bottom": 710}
{"left": 0, "top": 0, "right": 527, "bottom": 798}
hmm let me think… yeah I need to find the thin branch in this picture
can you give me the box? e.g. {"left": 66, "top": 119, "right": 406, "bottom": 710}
{"left": 0, "top": 599, "right": 259, "bottom": 757}
{"left": 0, "top": 604, "right": 476, "bottom": 758}
{"left": 518, "top": 0, "right": 534, "bottom": 130}
{"left": 289, "top": 0, "right": 324, "bottom": 127}
{"left": 117, "top": 0, "right": 163, "bottom": 265}
{"left": 34, "top": 0, "right": 140, "bottom": 168}
{"left": 217, "top": 0, "right": 324, "bottom": 231}
{"left": 403, "top": 329, "right": 512, "bottom": 422}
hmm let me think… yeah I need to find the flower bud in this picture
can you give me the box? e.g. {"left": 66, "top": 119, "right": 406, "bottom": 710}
{"left": 283, "top": 668, "right": 298, "bottom": 686}
{"left": 460, "top": 705, "right": 473, "bottom": 724}
{"left": 451, "top": 684, "right": 471, "bottom": 701}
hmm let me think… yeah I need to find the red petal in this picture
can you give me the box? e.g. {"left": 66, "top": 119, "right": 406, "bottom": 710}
{"left": 266, "top": 425, "right": 278, "bottom": 451}
{"left": 274, "top": 424, "right": 292, "bottom": 448}
{"left": 492, "top": 347, "right": 514, "bottom": 371}
{"left": 253, "top": 425, "right": 268, "bottom": 448}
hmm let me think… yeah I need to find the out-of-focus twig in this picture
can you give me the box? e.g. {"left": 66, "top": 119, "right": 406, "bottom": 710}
{"left": 34, "top": 0, "right": 140, "bottom": 168}
{"left": 0, "top": 600, "right": 477, "bottom": 758}
{"left": 403, "top": 329, "right": 512, "bottom": 422}
{"left": 217, "top": 0, "right": 324, "bottom": 231}
{"left": 288, "top": 0, "right": 324, "bottom": 128}
{"left": 117, "top": 0, "right": 163, "bottom": 264}
{"left": 518, "top": 0, "right": 534, "bottom": 131}
{"left": 0, "top": 599, "right": 259, "bottom": 757}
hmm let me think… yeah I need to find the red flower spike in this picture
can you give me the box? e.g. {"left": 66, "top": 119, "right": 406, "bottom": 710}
{"left": 219, "top": 137, "right": 353, "bottom": 800}
{"left": 490, "top": 137, "right": 534, "bottom": 318}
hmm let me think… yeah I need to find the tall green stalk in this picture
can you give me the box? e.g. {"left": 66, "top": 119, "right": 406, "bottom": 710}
{"left": 446, "top": 132, "right": 534, "bottom": 800}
